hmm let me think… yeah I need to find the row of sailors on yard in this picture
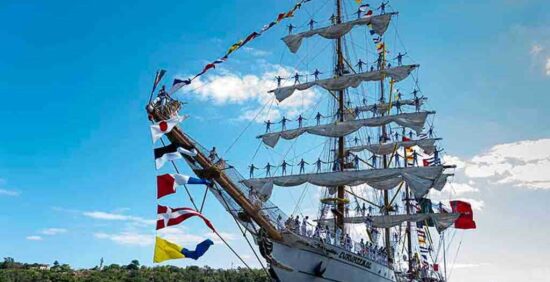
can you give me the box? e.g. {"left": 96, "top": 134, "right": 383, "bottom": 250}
{"left": 275, "top": 53, "right": 407, "bottom": 87}
{"left": 247, "top": 146, "right": 440, "bottom": 178}
{"left": 277, "top": 215, "right": 389, "bottom": 264}
{"left": 263, "top": 96, "right": 425, "bottom": 133}
{"left": 286, "top": 1, "right": 391, "bottom": 35}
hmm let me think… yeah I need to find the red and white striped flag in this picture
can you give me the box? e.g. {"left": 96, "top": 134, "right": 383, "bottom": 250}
{"left": 156, "top": 205, "right": 216, "bottom": 231}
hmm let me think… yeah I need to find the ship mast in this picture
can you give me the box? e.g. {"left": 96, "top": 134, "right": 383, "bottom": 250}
{"left": 404, "top": 137, "right": 413, "bottom": 273}
{"left": 335, "top": 0, "right": 346, "bottom": 230}
{"left": 378, "top": 39, "right": 393, "bottom": 264}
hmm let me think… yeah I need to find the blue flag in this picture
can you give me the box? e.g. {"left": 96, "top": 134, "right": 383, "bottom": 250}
{"left": 181, "top": 239, "right": 214, "bottom": 260}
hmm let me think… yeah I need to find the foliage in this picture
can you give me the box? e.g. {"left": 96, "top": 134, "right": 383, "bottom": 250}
{"left": 0, "top": 258, "right": 269, "bottom": 282}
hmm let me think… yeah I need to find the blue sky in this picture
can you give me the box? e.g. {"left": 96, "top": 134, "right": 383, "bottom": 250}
{"left": 1, "top": 0, "right": 549, "bottom": 281}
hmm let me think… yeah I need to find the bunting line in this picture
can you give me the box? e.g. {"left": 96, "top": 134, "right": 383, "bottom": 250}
{"left": 169, "top": 0, "right": 313, "bottom": 94}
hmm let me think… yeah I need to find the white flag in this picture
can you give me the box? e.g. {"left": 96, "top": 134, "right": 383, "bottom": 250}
{"left": 150, "top": 115, "right": 185, "bottom": 143}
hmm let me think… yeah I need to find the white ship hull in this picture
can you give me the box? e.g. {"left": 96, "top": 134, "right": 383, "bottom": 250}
{"left": 269, "top": 233, "right": 398, "bottom": 282}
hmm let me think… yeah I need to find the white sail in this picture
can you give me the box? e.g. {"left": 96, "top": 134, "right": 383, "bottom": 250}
{"left": 283, "top": 13, "right": 396, "bottom": 53}
{"left": 347, "top": 138, "right": 441, "bottom": 155}
{"left": 318, "top": 213, "right": 460, "bottom": 230}
{"left": 242, "top": 166, "right": 450, "bottom": 199}
{"left": 356, "top": 98, "right": 426, "bottom": 114}
{"left": 271, "top": 65, "right": 419, "bottom": 102}
{"left": 259, "top": 111, "right": 432, "bottom": 147}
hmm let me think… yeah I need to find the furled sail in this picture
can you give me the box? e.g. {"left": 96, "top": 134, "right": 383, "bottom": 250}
{"left": 258, "top": 111, "right": 432, "bottom": 148}
{"left": 347, "top": 138, "right": 441, "bottom": 156}
{"left": 317, "top": 213, "right": 460, "bottom": 231}
{"left": 242, "top": 166, "right": 451, "bottom": 199}
{"left": 283, "top": 13, "right": 396, "bottom": 53}
{"left": 271, "top": 65, "right": 418, "bottom": 102}
{"left": 356, "top": 98, "right": 427, "bottom": 115}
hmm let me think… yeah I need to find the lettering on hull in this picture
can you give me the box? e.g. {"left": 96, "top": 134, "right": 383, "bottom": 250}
{"left": 338, "top": 252, "right": 372, "bottom": 269}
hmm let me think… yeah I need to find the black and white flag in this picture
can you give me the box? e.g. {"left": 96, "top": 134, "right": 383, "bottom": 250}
{"left": 154, "top": 143, "right": 197, "bottom": 169}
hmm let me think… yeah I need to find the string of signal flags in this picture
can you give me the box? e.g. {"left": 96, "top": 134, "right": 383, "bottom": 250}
{"left": 149, "top": 115, "right": 218, "bottom": 263}
{"left": 148, "top": 0, "right": 386, "bottom": 99}
{"left": 148, "top": 0, "right": 315, "bottom": 99}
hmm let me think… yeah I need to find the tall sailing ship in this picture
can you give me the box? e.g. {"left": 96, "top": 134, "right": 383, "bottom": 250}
{"left": 146, "top": 1, "right": 476, "bottom": 281}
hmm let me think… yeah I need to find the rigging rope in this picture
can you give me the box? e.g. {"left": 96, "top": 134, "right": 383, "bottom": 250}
{"left": 157, "top": 138, "right": 255, "bottom": 271}
{"left": 224, "top": 98, "right": 274, "bottom": 155}
{"left": 212, "top": 185, "right": 270, "bottom": 277}
{"left": 447, "top": 232, "right": 464, "bottom": 281}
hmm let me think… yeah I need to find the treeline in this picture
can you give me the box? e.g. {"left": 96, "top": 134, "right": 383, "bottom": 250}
{"left": 0, "top": 257, "right": 269, "bottom": 282}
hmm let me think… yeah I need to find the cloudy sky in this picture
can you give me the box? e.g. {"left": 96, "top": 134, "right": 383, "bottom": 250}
{"left": 1, "top": 0, "right": 549, "bottom": 281}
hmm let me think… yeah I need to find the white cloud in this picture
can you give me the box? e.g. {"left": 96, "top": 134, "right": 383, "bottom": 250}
{"left": 94, "top": 227, "right": 235, "bottom": 247}
{"left": 443, "top": 155, "right": 466, "bottom": 169}
{"left": 0, "top": 189, "right": 19, "bottom": 197}
{"left": 94, "top": 232, "right": 153, "bottom": 247}
{"left": 187, "top": 64, "right": 318, "bottom": 123}
{"left": 447, "top": 182, "right": 479, "bottom": 195}
{"left": 40, "top": 228, "right": 67, "bottom": 236}
{"left": 528, "top": 42, "right": 550, "bottom": 76}
{"left": 204, "top": 231, "right": 238, "bottom": 244}
{"left": 26, "top": 236, "right": 43, "bottom": 241}
{"left": 242, "top": 47, "right": 270, "bottom": 57}
{"left": 452, "top": 263, "right": 488, "bottom": 269}
{"left": 464, "top": 138, "right": 550, "bottom": 189}
{"left": 531, "top": 44, "right": 543, "bottom": 56}
{"left": 83, "top": 211, "right": 154, "bottom": 226}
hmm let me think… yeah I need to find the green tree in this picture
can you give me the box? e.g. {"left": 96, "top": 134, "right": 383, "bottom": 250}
{"left": 126, "top": 259, "right": 140, "bottom": 271}
{"left": 1, "top": 257, "right": 15, "bottom": 269}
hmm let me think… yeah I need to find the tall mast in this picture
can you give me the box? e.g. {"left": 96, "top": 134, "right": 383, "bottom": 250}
{"left": 443, "top": 231, "right": 448, "bottom": 281}
{"left": 404, "top": 137, "right": 413, "bottom": 273}
{"left": 335, "top": 0, "right": 346, "bottom": 230}
{"left": 379, "top": 46, "right": 393, "bottom": 263}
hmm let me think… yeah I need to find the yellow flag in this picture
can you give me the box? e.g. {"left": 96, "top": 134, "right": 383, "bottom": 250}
{"left": 153, "top": 236, "right": 185, "bottom": 263}
{"left": 406, "top": 147, "right": 414, "bottom": 160}
{"left": 225, "top": 40, "right": 243, "bottom": 57}
{"left": 355, "top": 0, "right": 362, "bottom": 4}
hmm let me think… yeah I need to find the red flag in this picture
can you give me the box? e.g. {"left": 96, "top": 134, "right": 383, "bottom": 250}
{"left": 157, "top": 174, "right": 177, "bottom": 199}
{"left": 433, "top": 264, "right": 439, "bottom": 272}
{"left": 450, "top": 200, "right": 476, "bottom": 229}
{"left": 194, "top": 63, "right": 216, "bottom": 78}
{"left": 423, "top": 159, "right": 430, "bottom": 167}
{"left": 156, "top": 205, "right": 216, "bottom": 231}
{"left": 242, "top": 32, "right": 260, "bottom": 46}
{"left": 402, "top": 136, "right": 411, "bottom": 142}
